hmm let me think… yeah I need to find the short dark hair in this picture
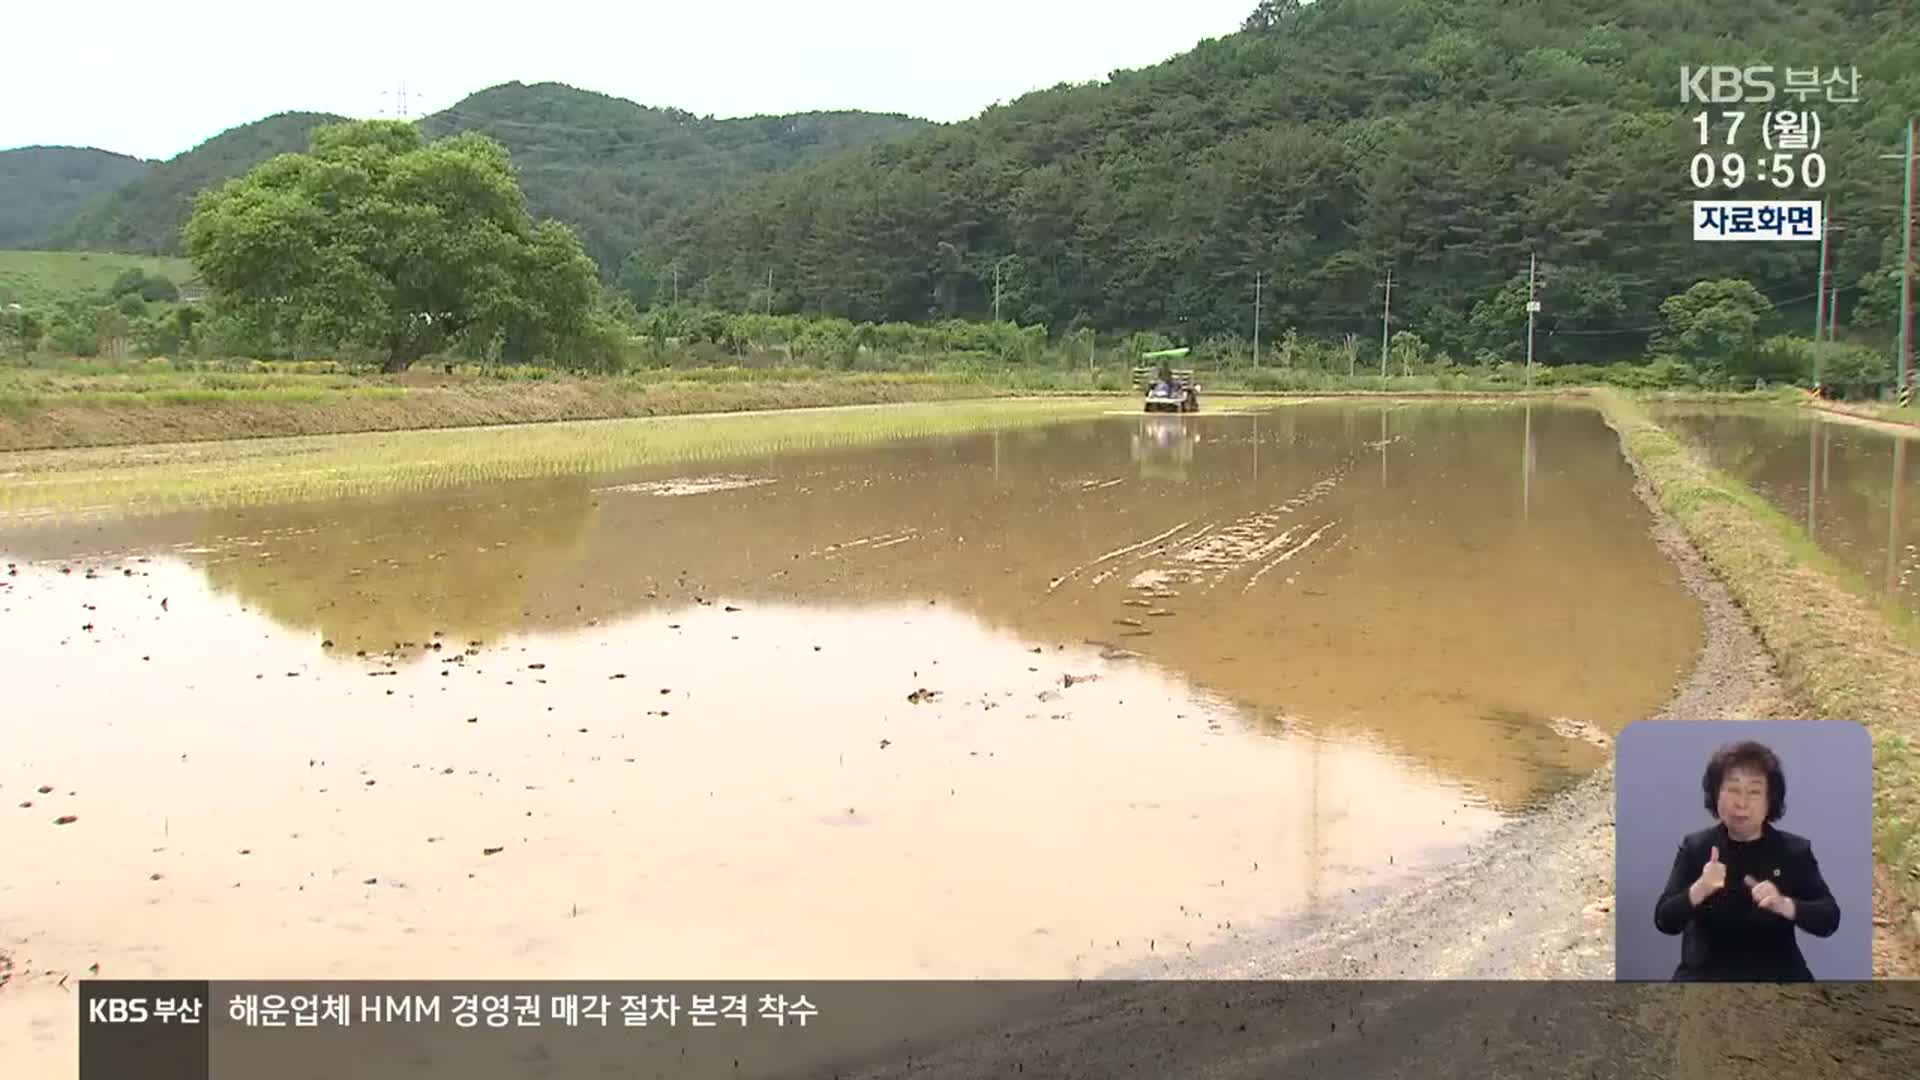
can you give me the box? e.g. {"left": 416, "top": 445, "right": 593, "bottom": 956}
{"left": 1702, "top": 740, "right": 1786, "bottom": 822}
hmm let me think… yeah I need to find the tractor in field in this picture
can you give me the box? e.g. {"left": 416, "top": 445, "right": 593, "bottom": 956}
{"left": 1135, "top": 347, "right": 1199, "bottom": 413}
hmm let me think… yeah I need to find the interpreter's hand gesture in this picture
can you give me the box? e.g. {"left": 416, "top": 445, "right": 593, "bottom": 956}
{"left": 1689, "top": 846, "right": 1728, "bottom": 907}
{"left": 1745, "top": 875, "right": 1797, "bottom": 921}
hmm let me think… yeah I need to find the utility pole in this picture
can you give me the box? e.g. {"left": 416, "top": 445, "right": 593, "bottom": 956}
{"left": 1885, "top": 119, "right": 1917, "bottom": 407}
{"left": 1253, "top": 270, "right": 1264, "bottom": 367}
{"left": 1903, "top": 117, "right": 1916, "bottom": 407}
{"left": 671, "top": 265, "right": 679, "bottom": 306}
{"left": 1526, "top": 252, "right": 1538, "bottom": 389}
{"left": 1380, "top": 268, "right": 1392, "bottom": 377}
{"left": 1813, "top": 195, "right": 1831, "bottom": 393}
{"left": 766, "top": 267, "right": 774, "bottom": 317}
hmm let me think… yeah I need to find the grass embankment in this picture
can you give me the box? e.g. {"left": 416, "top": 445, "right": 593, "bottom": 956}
{"left": 0, "top": 367, "right": 1057, "bottom": 451}
{"left": 1596, "top": 388, "right": 1920, "bottom": 953}
{"left": 0, "top": 397, "right": 1123, "bottom": 522}
{"left": 0, "top": 358, "right": 1600, "bottom": 451}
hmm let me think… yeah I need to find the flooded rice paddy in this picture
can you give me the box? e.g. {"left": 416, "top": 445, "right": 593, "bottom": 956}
{"left": 1653, "top": 406, "right": 1919, "bottom": 619}
{"left": 1, "top": 401, "right": 1702, "bottom": 1065}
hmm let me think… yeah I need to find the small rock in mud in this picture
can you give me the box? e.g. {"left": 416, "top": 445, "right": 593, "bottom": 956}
{"left": 879, "top": 739, "right": 892, "bottom": 749}
{"left": 1146, "top": 609, "right": 1174, "bottom": 617}
{"left": 1063, "top": 673, "right": 1100, "bottom": 688}
{"left": 1549, "top": 716, "right": 1612, "bottom": 748}
{"left": 1114, "top": 618, "right": 1144, "bottom": 628}
{"left": 321, "top": 640, "right": 334, "bottom": 648}
{"left": 659, "top": 688, "right": 671, "bottom": 695}
{"left": 53, "top": 815, "right": 77, "bottom": 825}
{"left": 150, "top": 873, "right": 163, "bottom": 881}
{"left": 906, "top": 688, "right": 942, "bottom": 704}
{"left": 363, "top": 877, "right": 378, "bottom": 885}
{"left": 1029, "top": 646, "right": 1043, "bottom": 653}
{"left": 482, "top": 846, "right": 504, "bottom": 856}
{"left": 724, "top": 605, "right": 742, "bottom": 612}
{"left": 37, "top": 785, "right": 52, "bottom": 794}
{"left": 1099, "top": 647, "right": 1142, "bottom": 661}
{"left": 528, "top": 662, "right": 546, "bottom": 670}
{"left": 610, "top": 673, "right": 626, "bottom": 680}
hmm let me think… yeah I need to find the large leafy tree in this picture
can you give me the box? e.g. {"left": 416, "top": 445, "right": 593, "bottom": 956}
{"left": 1654, "top": 279, "right": 1773, "bottom": 368}
{"left": 183, "top": 120, "right": 600, "bottom": 371}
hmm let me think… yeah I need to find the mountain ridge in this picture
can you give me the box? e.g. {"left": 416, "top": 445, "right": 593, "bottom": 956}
{"left": 23, "top": 81, "right": 932, "bottom": 274}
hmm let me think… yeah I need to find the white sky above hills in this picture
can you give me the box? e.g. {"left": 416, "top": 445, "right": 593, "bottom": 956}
{"left": 2, "top": 1, "right": 1255, "bottom": 161}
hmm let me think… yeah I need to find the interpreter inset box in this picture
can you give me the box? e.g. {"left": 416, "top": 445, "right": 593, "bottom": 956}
{"left": 1614, "top": 720, "right": 1872, "bottom": 981}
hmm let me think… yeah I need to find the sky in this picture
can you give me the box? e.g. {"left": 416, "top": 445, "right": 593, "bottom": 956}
{"left": 2, "top": 1, "right": 1256, "bottom": 161}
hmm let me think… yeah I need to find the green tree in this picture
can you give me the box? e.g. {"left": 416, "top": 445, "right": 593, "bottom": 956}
{"left": 1242, "top": 0, "right": 1301, "bottom": 32}
{"left": 184, "top": 119, "right": 601, "bottom": 372}
{"left": 109, "top": 268, "right": 150, "bottom": 299}
{"left": 1, "top": 305, "right": 42, "bottom": 357}
{"left": 1389, "top": 330, "right": 1428, "bottom": 373}
{"left": 140, "top": 274, "right": 181, "bottom": 303}
{"left": 1653, "top": 279, "right": 1772, "bottom": 369}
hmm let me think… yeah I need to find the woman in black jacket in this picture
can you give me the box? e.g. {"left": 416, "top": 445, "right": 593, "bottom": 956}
{"left": 1653, "top": 740, "right": 1841, "bottom": 981}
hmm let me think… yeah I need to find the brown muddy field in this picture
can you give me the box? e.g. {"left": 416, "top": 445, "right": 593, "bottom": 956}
{"left": 1654, "top": 405, "right": 1918, "bottom": 620}
{"left": 0, "top": 401, "right": 1708, "bottom": 1071}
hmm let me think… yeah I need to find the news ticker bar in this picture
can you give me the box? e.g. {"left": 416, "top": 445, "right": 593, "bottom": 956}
{"left": 79, "top": 979, "right": 1920, "bottom": 1080}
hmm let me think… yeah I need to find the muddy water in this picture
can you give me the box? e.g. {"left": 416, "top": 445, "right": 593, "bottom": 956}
{"left": 1654, "top": 406, "right": 1919, "bottom": 618}
{"left": 0, "top": 402, "right": 1698, "bottom": 1065}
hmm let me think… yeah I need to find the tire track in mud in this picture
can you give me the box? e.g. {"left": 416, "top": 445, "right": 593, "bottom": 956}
{"left": 1045, "top": 466, "right": 1352, "bottom": 655}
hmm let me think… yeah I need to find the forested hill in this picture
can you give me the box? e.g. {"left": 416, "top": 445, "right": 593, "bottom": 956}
{"left": 635, "top": 0, "right": 1920, "bottom": 364}
{"left": 414, "top": 82, "right": 930, "bottom": 271}
{"left": 44, "top": 112, "right": 346, "bottom": 256}
{"left": 34, "top": 82, "right": 930, "bottom": 274}
{"left": 0, "top": 147, "right": 150, "bottom": 248}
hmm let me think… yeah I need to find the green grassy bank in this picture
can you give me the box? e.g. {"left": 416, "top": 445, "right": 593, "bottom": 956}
{"left": 1594, "top": 388, "right": 1920, "bottom": 964}
{"left": 0, "top": 397, "right": 1126, "bottom": 522}
{"left": 0, "top": 357, "right": 1732, "bottom": 452}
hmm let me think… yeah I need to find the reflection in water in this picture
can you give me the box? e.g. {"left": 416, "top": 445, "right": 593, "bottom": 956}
{"left": 1891, "top": 439, "right": 1909, "bottom": 599}
{"left": 0, "top": 401, "right": 1709, "bottom": 1056}
{"left": 1656, "top": 407, "right": 1920, "bottom": 617}
{"left": 195, "top": 485, "right": 602, "bottom": 653}
{"left": 1130, "top": 415, "right": 1198, "bottom": 482}
{"left": 3, "top": 403, "right": 1698, "bottom": 812}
